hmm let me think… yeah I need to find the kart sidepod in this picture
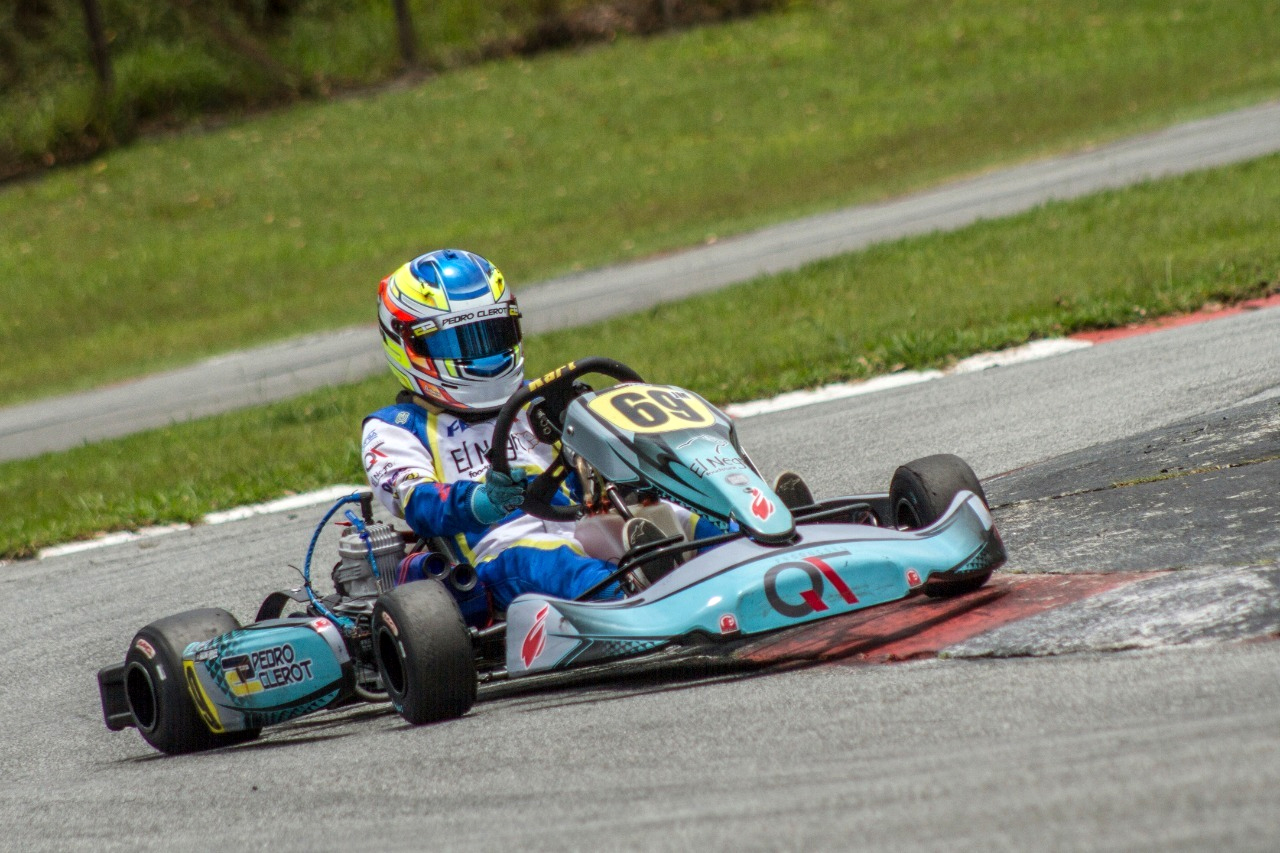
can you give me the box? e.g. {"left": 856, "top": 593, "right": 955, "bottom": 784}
{"left": 504, "top": 490, "right": 1004, "bottom": 676}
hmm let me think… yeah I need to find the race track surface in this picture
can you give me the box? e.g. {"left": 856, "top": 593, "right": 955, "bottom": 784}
{"left": 2, "top": 304, "right": 1277, "bottom": 851}
{"left": 2, "top": 101, "right": 1279, "bottom": 460}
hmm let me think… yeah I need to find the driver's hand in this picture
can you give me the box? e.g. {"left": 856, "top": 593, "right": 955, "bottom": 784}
{"left": 470, "top": 466, "right": 528, "bottom": 525}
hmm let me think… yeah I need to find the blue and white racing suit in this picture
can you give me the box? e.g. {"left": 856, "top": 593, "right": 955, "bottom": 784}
{"left": 364, "top": 395, "right": 700, "bottom": 622}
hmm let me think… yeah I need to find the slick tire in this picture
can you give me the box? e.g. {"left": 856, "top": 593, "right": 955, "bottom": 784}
{"left": 890, "top": 454, "right": 993, "bottom": 598}
{"left": 373, "top": 580, "right": 477, "bottom": 725}
{"left": 124, "top": 608, "right": 261, "bottom": 755}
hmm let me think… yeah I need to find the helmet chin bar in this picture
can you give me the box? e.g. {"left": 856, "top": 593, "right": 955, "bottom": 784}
{"left": 406, "top": 369, "right": 522, "bottom": 417}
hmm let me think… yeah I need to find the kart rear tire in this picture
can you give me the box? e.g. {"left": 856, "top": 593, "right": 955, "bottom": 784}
{"left": 373, "top": 580, "right": 477, "bottom": 725}
{"left": 124, "top": 608, "right": 261, "bottom": 755}
{"left": 890, "top": 454, "right": 993, "bottom": 598}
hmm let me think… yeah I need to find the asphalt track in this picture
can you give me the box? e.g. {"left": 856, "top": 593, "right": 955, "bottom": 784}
{"left": 2, "top": 304, "right": 1277, "bottom": 851}
{"left": 3, "top": 100, "right": 1280, "bottom": 460}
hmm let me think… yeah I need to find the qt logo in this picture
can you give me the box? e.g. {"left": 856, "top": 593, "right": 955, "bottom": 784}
{"left": 764, "top": 552, "right": 858, "bottom": 618}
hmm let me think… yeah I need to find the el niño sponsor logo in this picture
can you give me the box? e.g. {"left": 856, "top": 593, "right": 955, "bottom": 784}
{"left": 447, "top": 429, "right": 539, "bottom": 477}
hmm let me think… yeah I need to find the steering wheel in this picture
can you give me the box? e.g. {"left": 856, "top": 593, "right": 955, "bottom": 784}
{"left": 486, "top": 357, "right": 644, "bottom": 521}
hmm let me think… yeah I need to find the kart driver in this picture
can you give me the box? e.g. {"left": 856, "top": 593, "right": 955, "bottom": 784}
{"left": 361, "top": 249, "right": 740, "bottom": 626}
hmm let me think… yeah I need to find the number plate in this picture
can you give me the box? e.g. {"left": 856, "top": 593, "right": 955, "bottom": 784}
{"left": 586, "top": 384, "right": 716, "bottom": 434}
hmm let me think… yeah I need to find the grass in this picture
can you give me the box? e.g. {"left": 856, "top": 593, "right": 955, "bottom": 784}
{"left": 4, "top": 0, "right": 1280, "bottom": 405}
{"left": 2, "top": 152, "right": 1278, "bottom": 559}
{"left": 0, "top": 0, "right": 606, "bottom": 171}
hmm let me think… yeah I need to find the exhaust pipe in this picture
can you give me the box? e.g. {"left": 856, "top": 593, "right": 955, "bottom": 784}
{"left": 448, "top": 562, "right": 478, "bottom": 594}
{"left": 398, "top": 551, "right": 478, "bottom": 593}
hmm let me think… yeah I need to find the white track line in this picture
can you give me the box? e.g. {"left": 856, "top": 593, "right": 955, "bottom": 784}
{"left": 34, "top": 485, "right": 364, "bottom": 561}
{"left": 723, "top": 337, "right": 1090, "bottom": 419}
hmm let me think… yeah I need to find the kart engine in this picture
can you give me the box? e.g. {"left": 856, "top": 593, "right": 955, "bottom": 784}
{"left": 333, "top": 520, "right": 405, "bottom": 599}
{"left": 331, "top": 512, "right": 407, "bottom": 700}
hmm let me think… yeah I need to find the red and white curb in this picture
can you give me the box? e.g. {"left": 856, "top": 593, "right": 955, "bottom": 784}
{"left": 724, "top": 292, "right": 1280, "bottom": 420}
{"left": 723, "top": 338, "right": 1089, "bottom": 419}
{"left": 734, "top": 573, "right": 1138, "bottom": 665}
{"left": 734, "top": 564, "right": 1280, "bottom": 665}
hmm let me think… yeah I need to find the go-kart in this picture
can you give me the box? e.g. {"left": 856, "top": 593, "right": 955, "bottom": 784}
{"left": 97, "top": 357, "right": 1005, "bottom": 754}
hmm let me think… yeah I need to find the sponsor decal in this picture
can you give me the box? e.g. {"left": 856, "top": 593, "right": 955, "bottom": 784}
{"left": 312, "top": 618, "right": 332, "bottom": 631}
{"left": 133, "top": 638, "right": 157, "bottom": 660}
{"left": 764, "top": 552, "right": 857, "bottom": 618}
{"left": 446, "top": 429, "right": 540, "bottom": 479}
{"left": 438, "top": 305, "right": 514, "bottom": 328}
{"left": 194, "top": 645, "right": 219, "bottom": 663}
{"left": 383, "top": 470, "right": 419, "bottom": 496}
{"left": 906, "top": 569, "right": 922, "bottom": 587}
{"left": 394, "top": 412, "right": 410, "bottom": 426}
{"left": 749, "top": 487, "right": 775, "bottom": 521}
{"left": 689, "top": 454, "right": 748, "bottom": 479}
{"left": 221, "top": 643, "right": 316, "bottom": 697}
{"left": 726, "top": 473, "right": 749, "bottom": 486}
{"left": 380, "top": 610, "right": 399, "bottom": 637}
{"left": 183, "top": 660, "right": 224, "bottom": 733}
{"left": 409, "top": 316, "right": 438, "bottom": 335}
{"left": 362, "top": 430, "right": 379, "bottom": 447}
{"left": 220, "top": 654, "right": 260, "bottom": 695}
{"left": 364, "top": 441, "right": 388, "bottom": 469}
{"left": 676, "top": 434, "right": 728, "bottom": 452}
{"left": 528, "top": 362, "right": 576, "bottom": 393}
{"left": 521, "top": 605, "right": 551, "bottom": 668}
{"left": 719, "top": 614, "right": 740, "bottom": 635}
{"left": 446, "top": 418, "right": 471, "bottom": 437}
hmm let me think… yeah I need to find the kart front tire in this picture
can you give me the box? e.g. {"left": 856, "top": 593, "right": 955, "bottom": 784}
{"left": 124, "top": 608, "right": 261, "bottom": 755}
{"left": 373, "top": 580, "right": 477, "bottom": 725}
{"left": 890, "top": 454, "right": 993, "bottom": 598}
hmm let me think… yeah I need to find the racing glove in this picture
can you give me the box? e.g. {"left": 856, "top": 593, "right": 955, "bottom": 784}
{"left": 469, "top": 466, "right": 528, "bottom": 526}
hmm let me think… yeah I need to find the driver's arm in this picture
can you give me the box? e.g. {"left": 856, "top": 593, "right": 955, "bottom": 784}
{"left": 361, "top": 418, "right": 491, "bottom": 538}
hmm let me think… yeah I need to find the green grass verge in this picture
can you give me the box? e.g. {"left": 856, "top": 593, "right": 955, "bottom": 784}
{"left": 3, "top": 153, "right": 1277, "bottom": 559}
{"left": 0, "top": 0, "right": 604, "bottom": 170}
{"left": 4, "top": 0, "right": 1280, "bottom": 405}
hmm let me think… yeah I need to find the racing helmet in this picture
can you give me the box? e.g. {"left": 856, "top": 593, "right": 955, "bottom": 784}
{"left": 378, "top": 249, "right": 523, "bottom": 414}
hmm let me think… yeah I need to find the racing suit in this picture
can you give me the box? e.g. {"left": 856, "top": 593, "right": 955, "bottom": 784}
{"left": 362, "top": 393, "right": 633, "bottom": 620}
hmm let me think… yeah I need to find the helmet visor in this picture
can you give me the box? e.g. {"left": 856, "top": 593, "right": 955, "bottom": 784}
{"left": 408, "top": 316, "right": 522, "bottom": 361}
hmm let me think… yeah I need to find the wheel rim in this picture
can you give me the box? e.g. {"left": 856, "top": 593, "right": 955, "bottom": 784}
{"left": 375, "top": 626, "right": 407, "bottom": 698}
{"left": 895, "top": 498, "right": 922, "bottom": 530}
{"left": 124, "top": 662, "right": 159, "bottom": 732}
